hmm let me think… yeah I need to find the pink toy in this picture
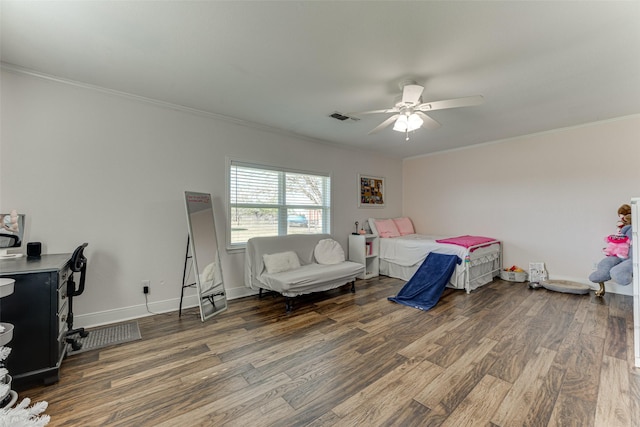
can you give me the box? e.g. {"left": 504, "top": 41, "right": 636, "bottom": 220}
{"left": 603, "top": 234, "right": 630, "bottom": 259}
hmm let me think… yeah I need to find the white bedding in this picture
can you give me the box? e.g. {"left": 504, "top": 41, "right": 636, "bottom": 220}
{"left": 380, "top": 234, "right": 467, "bottom": 266}
{"left": 379, "top": 234, "right": 499, "bottom": 266}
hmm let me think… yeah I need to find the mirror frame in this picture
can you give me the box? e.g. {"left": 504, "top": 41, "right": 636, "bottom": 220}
{"left": 184, "top": 191, "right": 227, "bottom": 321}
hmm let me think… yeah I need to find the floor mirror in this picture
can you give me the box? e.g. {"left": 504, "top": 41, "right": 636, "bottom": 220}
{"left": 184, "top": 191, "right": 227, "bottom": 321}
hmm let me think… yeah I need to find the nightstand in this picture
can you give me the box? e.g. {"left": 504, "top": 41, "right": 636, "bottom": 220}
{"left": 348, "top": 234, "right": 379, "bottom": 279}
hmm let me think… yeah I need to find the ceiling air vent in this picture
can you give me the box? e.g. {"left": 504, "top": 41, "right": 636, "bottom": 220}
{"left": 329, "top": 112, "right": 359, "bottom": 122}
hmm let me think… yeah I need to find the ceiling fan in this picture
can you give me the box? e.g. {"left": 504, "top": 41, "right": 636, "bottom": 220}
{"left": 350, "top": 80, "right": 484, "bottom": 141}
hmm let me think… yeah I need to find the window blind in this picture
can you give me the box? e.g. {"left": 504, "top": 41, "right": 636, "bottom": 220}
{"left": 228, "top": 161, "right": 331, "bottom": 247}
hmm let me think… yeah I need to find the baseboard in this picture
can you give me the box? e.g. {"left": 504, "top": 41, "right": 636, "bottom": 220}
{"left": 72, "top": 275, "right": 633, "bottom": 329}
{"left": 226, "top": 285, "right": 258, "bottom": 300}
{"left": 74, "top": 286, "right": 259, "bottom": 329}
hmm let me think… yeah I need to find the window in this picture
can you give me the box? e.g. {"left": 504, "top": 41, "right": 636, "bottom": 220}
{"left": 228, "top": 160, "right": 331, "bottom": 248}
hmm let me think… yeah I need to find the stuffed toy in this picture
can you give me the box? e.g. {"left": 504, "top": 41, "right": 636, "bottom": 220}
{"left": 603, "top": 204, "right": 630, "bottom": 258}
{"left": 603, "top": 234, "right": 630, "bottom": 258}
{"left": 589, "top": 204, "right": 633, "bottom": 296}
{"left": 1, "top": 210, "right": 19, "bottom": 234}
{"left": 617, "top": 204, "right": 631, "bottom": 227}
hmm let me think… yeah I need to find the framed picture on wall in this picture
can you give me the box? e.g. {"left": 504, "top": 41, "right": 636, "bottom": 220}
{"left": 358, "top": 174, "right": 385, "bottom": 208}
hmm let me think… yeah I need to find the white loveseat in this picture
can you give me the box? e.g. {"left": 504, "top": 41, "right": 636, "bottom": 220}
{"left": 245, "top": 234, "right": 364, "bottom": 310}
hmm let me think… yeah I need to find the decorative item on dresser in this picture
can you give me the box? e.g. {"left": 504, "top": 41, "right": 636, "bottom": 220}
{"left": 26, "top": 242, "right": 41, "bottom": 259}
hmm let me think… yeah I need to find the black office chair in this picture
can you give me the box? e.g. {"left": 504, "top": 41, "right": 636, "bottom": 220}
{"left": 0, "top": 233, "right": 20, "bottom": 248}
{"left": 66, "top": 243, "right": 89, "bottom": 351}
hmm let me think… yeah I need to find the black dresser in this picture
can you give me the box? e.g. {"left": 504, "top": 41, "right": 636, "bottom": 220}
{"left": 0, "top": 254, "right": 71, "bottom": 390}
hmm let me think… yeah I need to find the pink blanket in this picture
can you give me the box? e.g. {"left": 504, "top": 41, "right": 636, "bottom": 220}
{"left": 435, "top": 235, "right": 497, "bottom": 249}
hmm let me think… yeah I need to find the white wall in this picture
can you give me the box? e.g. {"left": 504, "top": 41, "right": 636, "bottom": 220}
{"left": 0, "top": 69, "right": 403, "bottom": 326}
{"left": 403, "top": 115, "right": 640, "bottom": 295}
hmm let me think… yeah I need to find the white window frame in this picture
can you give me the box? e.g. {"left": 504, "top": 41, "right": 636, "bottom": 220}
{"left": 226, "top": 158, "right": 332, "bottom": 251}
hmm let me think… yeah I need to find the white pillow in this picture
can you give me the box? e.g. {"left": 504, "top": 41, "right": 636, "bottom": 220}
{"left": 368, "top": 218, "right": 378, "bottom": 235}
{"left": 314, "top": 239, "right": 345, "bottom": 265}
{"left": 263, "top": 251, "right": 301, "bottom": 274}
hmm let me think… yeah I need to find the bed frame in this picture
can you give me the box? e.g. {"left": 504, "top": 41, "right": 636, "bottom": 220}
{"left": 379, "top": 239, "right": 502, "bottom": 294}
{"left": 380, "top": 240, "right": 502, "bottom": 293}
{"left": 368, "top": 218, "right": 502, "bottom": 293}
{"left": 458, "top": 240, "right": 502, "bottom": 293}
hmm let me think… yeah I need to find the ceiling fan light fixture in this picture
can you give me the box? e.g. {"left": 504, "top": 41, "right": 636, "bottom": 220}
{"left": 407, "top": 113, "right": 423, "bottom": 131}
{"left": 393, "top": 113, "right": 422, "bottom": 133}
{"left": 392, "top": 115, "right": 408, "bottom": 132}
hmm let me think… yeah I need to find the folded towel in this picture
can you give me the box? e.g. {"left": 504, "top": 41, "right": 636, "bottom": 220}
{"left": 435, "top": 235, "right": 496, "bottom": 250}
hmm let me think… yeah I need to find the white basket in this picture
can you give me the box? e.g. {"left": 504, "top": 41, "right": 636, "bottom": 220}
{"left": 500, "top": 270, "right": 528, "bottom": 282}
{"left": 0, "top": 323, "right": 14, "bottom": 346}
{"left": 0, "top": 279, "right": 14, "bottom": 298}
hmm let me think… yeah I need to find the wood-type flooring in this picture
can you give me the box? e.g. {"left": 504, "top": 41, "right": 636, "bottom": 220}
{"left": 21, "top": 277, "right": 640, "bottom": 426}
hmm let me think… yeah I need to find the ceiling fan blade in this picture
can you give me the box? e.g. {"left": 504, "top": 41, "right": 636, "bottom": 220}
{"left": 402, "top": 84, "right": 424, "bottom": 105}
{"left": 415, "top": 112, "right": 441, "bottom": 130}
{"left": 348, "top": 108, "right": 399, "bottom": 116}
{"left": 368, "top": 114, "right": 400, "bottom": 135}
{"left": 417, "top": 95, "right": 484, "bottom": 112}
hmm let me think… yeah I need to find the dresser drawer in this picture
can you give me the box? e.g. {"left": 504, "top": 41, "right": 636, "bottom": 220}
{"left": 58, "top": 324, "right": 68, "bottom": 360}
{"left": 58, "top": 267, "right": 70, "bottom": 288}
{"left": 57, "top": 300, "right": 68, "bottom": 333}
{"left": 57, "top": 281, "right": 68, "bottom": 312}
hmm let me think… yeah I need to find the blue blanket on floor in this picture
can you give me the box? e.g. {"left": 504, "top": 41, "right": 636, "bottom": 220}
{"left": 388, "top": 252, "right": 461, "bottom": 311}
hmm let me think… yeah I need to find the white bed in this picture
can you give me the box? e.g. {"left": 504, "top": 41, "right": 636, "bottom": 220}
{"left": 369, "top": 219, "right": 501, "bottom": 293}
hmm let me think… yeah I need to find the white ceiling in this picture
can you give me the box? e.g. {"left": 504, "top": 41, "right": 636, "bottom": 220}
{"left": 2, "top": 1, "right": 639, "bottom": 159}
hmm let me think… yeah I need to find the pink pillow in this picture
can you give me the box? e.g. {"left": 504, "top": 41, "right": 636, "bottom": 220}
{"left": 393, "top": 217, "right": 415, "bottom": 236}
{"left": 374, "top": 219, "right": 400, "bottom": 238}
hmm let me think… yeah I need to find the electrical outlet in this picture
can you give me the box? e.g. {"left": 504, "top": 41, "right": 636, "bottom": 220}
{"left": 142, "top": 280, "right": 150, "bottom": 294}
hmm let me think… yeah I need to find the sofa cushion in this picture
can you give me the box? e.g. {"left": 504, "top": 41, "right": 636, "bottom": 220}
{"left": 314, "top": 239, "right": 345, "bottom": 265}
{"left": 263, "top": 251, "right": 301, "bottom": 274}
{"left": 260, "top": 261, "right": 364, "bottom": 294}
